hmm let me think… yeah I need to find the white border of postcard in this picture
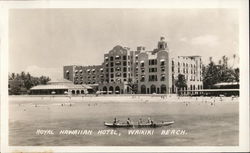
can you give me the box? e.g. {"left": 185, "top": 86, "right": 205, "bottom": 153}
{"left": 0, "top": 0, "right": 249, "bottom": 152}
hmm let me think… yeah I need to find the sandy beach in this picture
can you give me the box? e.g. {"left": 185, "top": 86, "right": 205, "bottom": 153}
{"left": 9, "top": 95, "right": 239, "bottom": 146}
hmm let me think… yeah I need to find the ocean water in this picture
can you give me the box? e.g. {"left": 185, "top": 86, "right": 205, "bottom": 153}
{"left": 9, "top": 96, "right": 239, "bottom": 146}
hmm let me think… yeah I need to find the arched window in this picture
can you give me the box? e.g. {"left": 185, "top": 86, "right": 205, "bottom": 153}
{"left": 109, "top": 86, "right": 114, "bottom": 94}
{"left": 76, "top": 90, "right": 80, "bottom": 94}
{"left": 127, "top": 86, "right": 130, "bottom": 93}
{"left": 141, "top": 85, "right": 146, "bottom": 94}
{"left": 103, "top": 86, "right": 107, "bottom": 94}
{"left": 115, "top": 86, "right": 120, "bottom": 94}
{"left": 150, "top": 85, "right": 156, "bottom": 94}
{"left": 160, "top": 84, "right": 166, "bottom": 94}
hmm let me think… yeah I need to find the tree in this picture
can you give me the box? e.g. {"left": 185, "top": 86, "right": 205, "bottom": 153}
{"left": 126, "top": 77, "right": 138, "bottom": 94}
{"left": 175, "top": 74, "right": 187, "bottom": 95}
{"left": 203, "top": 55, "right": 239, "bottom": 89}
{"left": 8, "top": 72, "right": 51, "bottom": 95}
{"left": 233, "top": 68, "right": 239, "bottom": 82}
{"left": 39, "top": 76, "right": 50, "bottom": 85}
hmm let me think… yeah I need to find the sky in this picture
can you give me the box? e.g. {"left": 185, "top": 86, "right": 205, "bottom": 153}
{"left": 9, "top": 9, "right": 239, "bottom": 79}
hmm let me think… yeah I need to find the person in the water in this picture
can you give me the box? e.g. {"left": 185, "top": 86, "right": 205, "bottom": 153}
{"left": 127, "top": 118, "right": 131, "bottom": 125}
{"left": 113, "top": 117, "right": 117, "bottom": 125}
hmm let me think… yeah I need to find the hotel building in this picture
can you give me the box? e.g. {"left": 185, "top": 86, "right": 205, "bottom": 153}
{"left": 63, "top": 37, "right": 203, "bottom": 95}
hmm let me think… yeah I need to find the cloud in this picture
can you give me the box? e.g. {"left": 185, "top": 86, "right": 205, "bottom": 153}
{"left": 25, "top": 65, "right": 62, "bottom": 80}
{"left": 191, "top": 35, "right": 219, "bottom": 46}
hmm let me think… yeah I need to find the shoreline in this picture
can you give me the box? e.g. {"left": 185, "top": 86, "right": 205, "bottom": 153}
{"left": 8, "top": 95, "right": 239, "bottom": 103}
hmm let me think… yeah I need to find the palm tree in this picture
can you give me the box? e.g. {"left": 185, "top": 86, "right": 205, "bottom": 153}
{"left": 218, "top": 60, "right": 222, "bottom": 65}
{"left": 10, "top": 73, "right": 15, "bottom": 80}
{"left": 230, "top": 54, "right": 236, "bottom": 68}
{"left": 209, "top": 57, "right": 213, "bottom": 63}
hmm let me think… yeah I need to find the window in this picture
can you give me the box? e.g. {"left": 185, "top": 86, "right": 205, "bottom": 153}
{"left": 149, "top": 75, "right": 158, "bottom": 81}
{"left": 106, "top": 68, "right": 109, "bottom": 72}
{"left": 110, "top": 56, "right": 113, "bottom": 61}
{"left": 123, "top": 61, "right": 127, "bottom": 66}
{"left": 123, "top": 67, "right": 127, "bottom": 72}
{"left": 115, "top": 61, "right": 121, "bottom": 66}
{"left": 161, "top": 75, "right": 165, "bottom": 81}
{"left": 123, "top": 56, "right": 127, "bottom": 60}
{"left": 141, "top": 68, "right": 145, "bottom": 73}
{"left": 110, "top": 62, "right": 114, "bottom": 67}
{"left": 123, "top": 73, "right": 127, "bottom": 77}
{"left": 161, "top": 68, "right": 165, "bottom": 72}
{"left": 111, "top": 68, "right": 114, "bottom": 72}
{"left": 141, "top": 62, "right": 144, "bottom": 67}
{"left": 115, "top": 55, "right": 121, "bottom": 60}
{"left": 161, "top": 61, "right": 165, "bottom": 66}
{"left": 116, "top": 67, "right": 121, "bottom": 71}
{"left": 149, "top": 68, "right": 157, "bottom": 73}
{"left": 140, "top": 75, "right": 145, "bottom": 82}
{"left": 116, "top": 73, "right": 121, "bottom": 77}
{"left": 149, "top": 59, "right": 157, "bottom": 65}
{"left": 111, "top": 74, "right": 114, "bottom": 78}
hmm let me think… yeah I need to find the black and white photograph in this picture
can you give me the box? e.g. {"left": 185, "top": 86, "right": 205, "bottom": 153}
{"left": 0, "top": 0, "right": 249, "bottom": 152}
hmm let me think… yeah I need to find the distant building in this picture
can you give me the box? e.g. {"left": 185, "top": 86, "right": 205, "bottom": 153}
{"left": 63, "top": 37, "right": 203, "bottom": 94}
{"left": 172, "top": 56, "right": 203, "bottom": 95}
{"left": 30, "top": 79, "right": 93, "bottom": 95}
